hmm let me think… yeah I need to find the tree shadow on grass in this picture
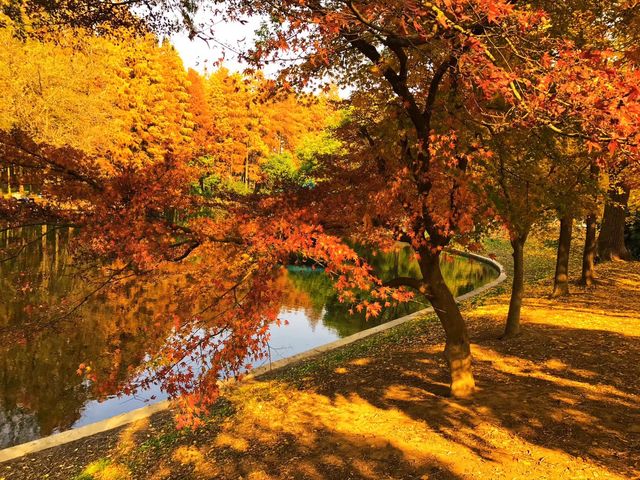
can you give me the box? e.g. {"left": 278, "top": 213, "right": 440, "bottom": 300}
{"left": 4, "top": 387, "right": 466, "bottom": 480}
{"left": 8, "top": 265, "right": 640, "bottom": 479}
{"left": 278, "top": 315, "right": 640, "bottom": 479}
{"left": 129, "top": 398, "right": 467, "bottom": 480}
{"left": 8, "top": 324, "right": 638, "bottom": 480}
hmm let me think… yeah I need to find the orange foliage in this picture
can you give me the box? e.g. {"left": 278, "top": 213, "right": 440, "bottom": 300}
{"left": 2, "top": 0, "right": 640, "bottom": 423}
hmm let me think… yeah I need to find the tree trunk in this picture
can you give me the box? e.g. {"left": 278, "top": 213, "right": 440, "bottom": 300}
{"left": 503, "top": 233, "right": 527, "bottom": 338}
{"left": 580, "top": 213, "right": 597, "bottom": 286}
{"left": 552, "top": 216, "right": 573, "bottom": 297}
{"left": 598, "top": 181, "right": 631, "bottom": 261}
{"left": 18, "top": 166, "right": 24, "bottom": 195}
{"left": 420, "top": 248, "right": 475, "bottom": 398}
{"left": 244, "top": 152, "right": 250, "bottom": 186}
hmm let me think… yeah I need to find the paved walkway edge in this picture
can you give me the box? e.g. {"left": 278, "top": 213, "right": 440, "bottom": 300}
{"left": 0, "top": 250, "right": 507, "bottom": 463}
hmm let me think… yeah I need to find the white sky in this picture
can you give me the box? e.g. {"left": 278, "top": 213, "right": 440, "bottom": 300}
{"left": 170, "top": 11, "right": 352, "bottom": 97}
{"left": 170, "top": 13, "right": 267, "bottom": 75}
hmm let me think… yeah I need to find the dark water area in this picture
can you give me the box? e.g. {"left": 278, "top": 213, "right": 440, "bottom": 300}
{"left": 0, "top": 227, "right": 498, "bottom": 449}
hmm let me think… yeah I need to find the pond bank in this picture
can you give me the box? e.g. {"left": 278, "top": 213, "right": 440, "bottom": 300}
{"left": 4, "top": 236, "right": 640, "bottom": 480}
{"left": 0, "top": 249, "right": 504, "bottom": 464}
{"left": 0, "top": 230, "right": 498, "bottom": 448}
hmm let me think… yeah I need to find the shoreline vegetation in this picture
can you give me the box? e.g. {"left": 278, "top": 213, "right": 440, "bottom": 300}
{"left": 4, "top": 231, "right": 639, "bottom": 480}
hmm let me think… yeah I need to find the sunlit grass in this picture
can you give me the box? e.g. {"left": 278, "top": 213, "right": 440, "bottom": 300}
{"left": 64, "top": 231, "right": 639, "bottom": 479}
{"left": 73, "top": 459, "right": 131, "bottom": 480}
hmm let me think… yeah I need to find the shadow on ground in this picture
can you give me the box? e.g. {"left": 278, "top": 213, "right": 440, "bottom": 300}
{"left": 137, "top": 261, "right": 640, "bottom": 479}
{"left": 5, "top": 262, "right": 640, "bottom": 480}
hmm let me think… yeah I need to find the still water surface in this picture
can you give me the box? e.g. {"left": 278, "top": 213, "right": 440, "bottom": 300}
{"left": 0, "top": 227, "right": 497, "bottom": 448}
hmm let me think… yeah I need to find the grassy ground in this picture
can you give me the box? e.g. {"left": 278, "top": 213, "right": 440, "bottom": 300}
{"left": 4, "top": 231, "right": 640, "bottom": 480}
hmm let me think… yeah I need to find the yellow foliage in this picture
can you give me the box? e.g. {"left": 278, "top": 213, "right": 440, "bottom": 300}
{"left": 0, "top": 26, "right": 193, "bottom": 176}
{"left": 172, "top": 445, "right": 219, "bottom": 478}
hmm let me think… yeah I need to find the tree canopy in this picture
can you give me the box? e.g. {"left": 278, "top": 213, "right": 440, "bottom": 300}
{"left": 1, "top": 0, "right": 640, "bottom": 425}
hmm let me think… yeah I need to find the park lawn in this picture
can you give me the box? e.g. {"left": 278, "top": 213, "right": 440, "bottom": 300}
{"left": 5, "top": 233, "right": 640, "bottom": 480}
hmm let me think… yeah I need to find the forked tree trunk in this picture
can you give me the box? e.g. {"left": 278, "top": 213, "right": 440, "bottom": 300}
{"left": 552, "top": 216, "right": 573, "bottom": 297}
{"left": 598, "top": 182, "right": 631, "bottom": 261}
{"left": 420, "top": 249, "right": 475, "bottom": 397}
{"left": 580, "top": 213, "right": 597, "bottom": 286}
{"left": 503, "top": 233, "right": 527, "bottom": 339}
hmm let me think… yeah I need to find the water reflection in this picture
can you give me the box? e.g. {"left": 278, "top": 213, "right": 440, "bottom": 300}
{"left": 0, "top": 228, "right": 497, "bottom": 448}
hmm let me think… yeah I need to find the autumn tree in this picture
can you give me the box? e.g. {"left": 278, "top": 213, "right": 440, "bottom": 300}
{"left": 530, "top": 0, "right": 640, "bottom": 268}
{"left": 202, "top": 0, "right": 582, "bottom": 396}
{"left": 186, "top": 68, "right": 216, "bottom": 158}
{"left": 186, "top": 68, "right": 220, "bottom": 194}
{"left": 0, "top": 13, "right": 375, "bottom": 422}
{"left": 598, "top": 170, "right": 634, "bottom": 261}
{"left": 480, "top": 129, "right": 551, "bottom": 337}
{"left": 543, "top": 138, "right": 595, "bottom": 297}
{"left": 3, "top": 0, "right": 640, "bottom": 417}
{"left": 202, "top": 0, "right": 640, "bottom": 395}
{"left": 200, "top": 67, "right": 339, "bottom": 191}
{"left": 480, "top": 126, "right": 596, "bottom": 333}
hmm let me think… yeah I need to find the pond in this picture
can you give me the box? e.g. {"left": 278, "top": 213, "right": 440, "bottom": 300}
{"left": 0, "top": 227, "right": 498, "bottom": 449}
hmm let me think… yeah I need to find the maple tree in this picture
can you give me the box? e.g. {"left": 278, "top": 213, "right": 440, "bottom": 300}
{"left": 2, "top": 0, "right": 640, "bottom": 426}
{"left": 548, "top": 1, "right": 637, "bottom": 273}
{"left": 479, "top": 126, "right": 601, "bottom": 335}
{"left": 545, "top": 139, "right": 594, "bottom": 298}
{"left": 530, "top": 0, "right": 640, "bottom": 269}
{"left": 476, "top": 0, "right": 640, "bottom": 333}
{"left": 206, "top": 0, "right": 640, "bottom": 394}
{"left": 479, "top": 128, "right": 551, "bottom": 337}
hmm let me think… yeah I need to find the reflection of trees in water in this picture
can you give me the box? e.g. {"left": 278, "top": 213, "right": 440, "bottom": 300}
{"left": 439, "top": 254, "right": 495, "bottom": 296}
{"left": 360, "top": 244, "right": 493, "bottom": 297}
{"left": 0, "top": 227, "right": 176, "bottom": 448}
{"left": 362, "top": 244, "right": 422, "bottom": 283}
{"left": 0, "top": 406, "right": 39, "bottom": 449}
{"left": 279, "top": 267, "right": 335, "bottom": 328}
{"left": 284, "top": 245, "right": 497, "bottom": 338}
{"left": 0, "top": 227, "right": 85, "bottom": 440}
{"left": 0, "top": 232, "right": 496, "bottom": 448}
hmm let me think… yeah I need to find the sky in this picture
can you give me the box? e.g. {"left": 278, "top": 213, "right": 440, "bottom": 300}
{"left": 170, "top": 13, "right": 266, "bottom": 75}
{"left": 170, "top": 10, "right": 352, "bottom": 97}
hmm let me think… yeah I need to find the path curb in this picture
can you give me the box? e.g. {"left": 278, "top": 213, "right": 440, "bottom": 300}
{"left": 0, "top": 250, "right": 507, "bottom": 463}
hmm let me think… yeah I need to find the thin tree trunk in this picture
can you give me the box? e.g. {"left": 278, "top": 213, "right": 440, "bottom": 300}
{"left": 503, "top": 233, "right": 527, "bottom": 338}
{"left": 420, "top": 248, "right": 475, "bottom": 398}
{"left": 244, "top": 152, "right": 250, "bottom": 186}
{"left": 40, "top": 224, "right": 48, "bottom": 280}
{"left": 598, "top": 181, "right": 631, "bottom": 261}
{"left": 18, "top": 166, "right": 24, "bottom": 195}
{"left": 552, "top": 216, "right": 573, "bottom": 297}
{"left": 580, "top": 214, "right": 597, "bottom": 286}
